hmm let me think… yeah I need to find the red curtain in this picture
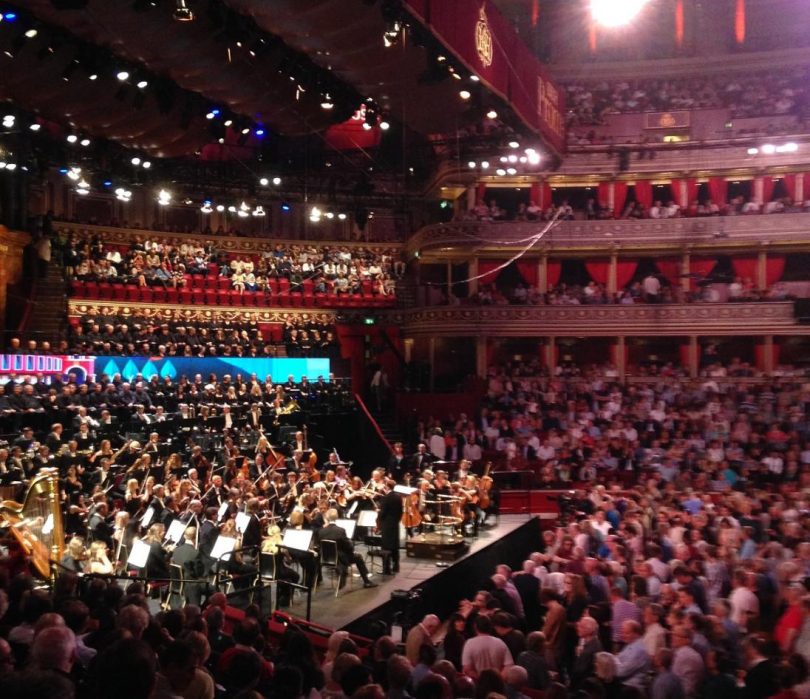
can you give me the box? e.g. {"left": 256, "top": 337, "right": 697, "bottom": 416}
{"left": 708, "top": 177, "right": 728, "bottom": 207}
{"left": 613, "top": 182, "right": 628, "bottom": 219}
{"left": 530, "top": 182, "right": 540, "bottom": 206}
{"left": 531, "top": 181, "right": 553, "bottom": 209}
{"left": 755, "top": 343, "right": 781, "bottom": 370}
{"left": 476, "top": 183, "right": 487, "bottom": 204}
{"left": 336, "top": 324, "right": 366, "bottom": 395}
{"left": 766, "top": 255, "right": 785, "bottom": 286}
{"left": 546, "top": 260, "right": 561, "bottom": 290}
{"left": 616, "top": 260, "right": 638, "bottom": 290}
{"left": 690, "top": 258, "right": 717, "bottom": 290}
{"left": 670, "top": 178, "right": 699, "bottom": 209}
{"left": 585, "top": 260, "right": 610, "bottom": 285}
{"left": 675, "top": 0, "right": 684, "bottom": 48}
{"left": 735, "top": 0, "right": 746, "bottom": 44}
{"left": 515, "top": 260, "right": 538, "bottom": 287}
{"left": 597, "top": 182, "right": 611, "bottom": 211}
{"left": 782, "top": 173, "right": 797, "bottom": 203}
{"left": 656, "top": 258, "right": 682, "bottom": 287}
{"left": 732, "top": 256, "right": 758, "bottom": 283}
{"left": 478, "top": 259, "right": 503, "bottom": 285}
{"left": 761, "top": 176, "right": 775, "bottom": 205}
{"left": 634, "top": 181, "right": 653, "bottom": 211}
{"left": 679, "top": 343, "right": 691, "bottom": 370}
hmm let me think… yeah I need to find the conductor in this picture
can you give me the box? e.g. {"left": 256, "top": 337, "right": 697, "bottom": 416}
{"left": 377, "top": 480, "right": 403, "bottom": 575}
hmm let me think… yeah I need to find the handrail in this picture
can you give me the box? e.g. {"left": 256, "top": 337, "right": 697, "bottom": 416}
{"left": 354, "top": 392, "right": 392, "bottom": 453}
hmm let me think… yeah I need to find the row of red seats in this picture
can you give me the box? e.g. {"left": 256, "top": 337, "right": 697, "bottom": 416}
{"left": 69, "top": 279, "right": 395, "bottom": 308}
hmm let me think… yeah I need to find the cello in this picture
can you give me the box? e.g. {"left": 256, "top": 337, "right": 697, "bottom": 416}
{"left": 400, "top": 474, "right": 422, "bottom": 528}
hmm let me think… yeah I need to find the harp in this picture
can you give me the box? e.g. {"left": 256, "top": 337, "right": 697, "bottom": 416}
{"left": 0, "top": 469, "right": 63, "bottom": 580}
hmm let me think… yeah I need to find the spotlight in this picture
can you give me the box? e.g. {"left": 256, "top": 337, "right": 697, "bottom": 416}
{"left": 0, "top": 163, "right": 6, "bottom": 169}
{"left": 115, "top": 187, "right": 132, "bottom": 202}
{"left": 496, "top": 168, "right": 506, "bottom": 176}
{"left": 237, "top": 210, "right": 248, "bottom": 218}
{"left": 459, "top": 90, "right": 471, "bottom": 100}
{"left": 362, "top": 123, "right": 372, "bottom": 131}
{"left": 67, "top": 167, "right": 81, "bottom": 181}
{"left": 309, "top": 206, "right": 322, "bottom": 222}
{"left": 77, "top": 178, "right": 90, "bottom": 189}
{"left": 252, "top": 205, "right": 265, "bottom": 217}
{"left": 500, "top": 156, "right": 508, "bottom": 163}
{"left": 2, "top": 115, "right": 14, "bottom": 127}
{"left": 468, "top": 161, "right": 477, "bottom": 169}
{"left": 470, "top": 75, "right": 480, "bottom": 82}
{"left": 480, "top": 161, "right": 489, "bottom": 169}
{"left": 259, "top": 177, "right": 269, "bottom": 186}
{"left": 88, "top": 73, "right": 98, "bottom": 80}
{"left": 508, "top": 155, "right": 518, "bottom": 163}
{"left": 241, "top": 127, "right": 250, "bottom": 135}
{"left": 66, "top": 134, "right": 78, "bottom": 143}
{"left": 116, "top": 70, "right": 130, "bottom": 81}
{"left": 173, "top": 0, "right": 194, "bottom": 22}
{"left": 157, "top": 188, "right": 172, "bottom": 205}
{"left": 527, "top": 151, "right": 541, "bottom": 165}
{"left": 131, "top": 157, "right": 141, "bottom": 165}
{"left": 509, "top": 141, "right": 520, "bottom": 148}
{"left": 777, "top": 142, "right": 798, "bottom": 153}
{"left": 24, "top": 29, "right": 37, "bottom": 38}
{"left": 201, "top": 202, "right": 213, "bottom": 214}
{"left": 142, "top": 161, "right": 151, "bottom": 169}
{"left": 80, "top": 138, "right": 90, "bottom": 146}
{"left": 3, "top": 12, "right": 16, "bottom": 21}
{"left": 216, "top": 204, "right": 225, "bottom": 212}
{"left": 254, "top": 127, "right": 265, "bottom": 136}
{"left": 519, "top": 156, "right": 527, "bottom": 163}
{"left": 379, "top": 120, "right": 390, "bottom": 131}
{"left": 223, "top": 119, "right": 232, "bottom": 126}
{"left": 205, "top": 109, "right": 218, "bottom": 120}
{"left": 136, "top": 79, "right": 148, "bottom": 88}
{"left": 591, "top": 0, "right": 650, "bottom": 28}
{"left": 486, "top": 109, "right": 498, "bottom": 119}
{"left": 507, "top": 167, "right": 517, "bottom": 175}
{"left": 320, "top": 94, "right": 334, "bottom": 110}
{"left": 325, "top": 212, "right": 334, "bottom": 219}
{"left": 272, "top": 177, "right": 281, "bottom": 185}
{"left": 281, "top": 202, "right": 291, "bottom": 212}
{"left": 5, "top": 163, "right": 15, "bottom": 171}
{"left": 29, "top": 123, "right": 40, "bottom": 131}
{"left": 76, "top": 186, "right": 89, "bottom": 195}
{"left": 747, "top": 147, "right": 759, "bottom": 155}
{"left": 103, "top": 180, "right": 112, "bottom": 187}
{"left": 338, "top": 213, "right": 347, "bottom": 220}
{"left": 761, "top": 144, "right": 776, "bottom": 154}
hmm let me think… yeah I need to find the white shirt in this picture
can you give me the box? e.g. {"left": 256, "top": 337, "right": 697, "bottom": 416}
{"left": 730, "top": 586, "right": 759, "bottom": 629}
{"left": 461, "top": 634, "right": 514, "bottom": 675}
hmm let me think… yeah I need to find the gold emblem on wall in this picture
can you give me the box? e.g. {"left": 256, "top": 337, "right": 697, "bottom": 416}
{"left": 475, "top": 5, "right": 493, "bottom": 68}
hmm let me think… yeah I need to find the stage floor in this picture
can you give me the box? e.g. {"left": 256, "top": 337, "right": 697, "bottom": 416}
{"left": 293, "top": 514, "right": 533, "bottom": 631}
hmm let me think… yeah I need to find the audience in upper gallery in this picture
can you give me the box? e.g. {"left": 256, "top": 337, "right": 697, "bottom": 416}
{"left": 62, "top": 312, "right": 339, "bottom": 358}
{"left": 58, "top": 228, "right": 402, "bottom": 299}
{"left": 564, "top": 68, "right": 810, "bottom": 126}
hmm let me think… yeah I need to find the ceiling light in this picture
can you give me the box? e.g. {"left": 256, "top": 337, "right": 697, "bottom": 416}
{"left": 499, "top": 156, "right": 508, "bottom": 163}
{"left": 459, "top": 90, "right": 471, "bottom": 100}
{"left": 136, "top": 80, "right": 148, "bottom": 89}
{"left": 5, "top": 163, "right": 15, "bottom": 171}
{"left": 320, "top": 94, "right": 334, "bottom": 110}
{"left": 66, "top": 134, "right": 78, "bottom": 143}
{"left": 272, "top": 177, "right": 281, "bottom": 185}
{"left": 77, "top": 179, "right": 89, "bottom": 189}
{"left": 80, "top": 138, "right": 90, "bottom": 146}
{"left": 115, "top": 188, "right": 131, "bottom": 202}
{"left": 116, "top": 70, "right": 130, "bottom": 81}
{"left": 527, "top": 151, "right": 541, "bottom": 165}
{"left": 480, "top": 161, "right": 489, "bottom": 169}
{"left": 778, "top": 142, "right": 798, "bottom": 153}
{"left": 338, "top": 213, "right": 347, "bottom": 220}
{"left": 508, "top": 155, "right": 518, "bottom": 163}
{"left": 29, "top": 123, "right": 40, "bottom": 131}
{"left": 496, "top": 168, "right": 506, "bottom": 176}
{"left": 241, "top": 127, "right": 250, "bottom": 135}
{"left": 131, "top": 157, "right": 141, "bottom": 165}
{"left": 470, "top": 75, "right": 480, "bottom": 82}
{"left": 76, "top": 187, "right": 89, "bottom": 195}
{"left": 761, "top": 144, "right": 776, "bottom": 154}
{"left": 325, "top": 212, "right": 334, "bottom": 219}
{"left": 201, "top": 203, "right": 213, "bottom": 214}
{"left": 362, "top": 123, "right": 372, "bottom": 131}
{"left": 254, "top": 128, "right": 265, "bottom": 136}
{"left": 507, "top": 167, "right": 517, "bottom": 175}
{"left": 173, "top": 0, "right": 194, "bottom": 21}
{"left": 227, "top": 206, "right": 236, "bottom": 213}
{"left": 252, "top": 206, "right": 265, "bottom": 217}
{"left": 157, "top": 189, "right": 172, "bottom": 205}
{"left": 88, "top": 73, "right": 98, "bottom": 81}
{"left": 223, "top": 119, "right": 233, "bottom": 126}
{"left": 747, "top": 147, "right": 759, "bottom": 155}
{"left": 259, "top": 177, "right": 269, "bottom": 186}
{"left": 379, "top": 120, "right": 390, "bottom": 131}
{"left": 216, "top": 204, "right": 225, "bottom": 212}
{"left": 309, "top": 206, "right": 322, "bottom": 222}
{"left": 24, "top": 29, "right": 37, "bottom": 38}
{"left": 205, "top": 109, "right": 218, "bottom": 120}
{"left": 468, "top": 161, "right": 477, "bottom": 169}
{"left": 591, "top": 0, "right": 650, "bottom": 28}
{"left": 486, "top": 109, "right": 498, "bottom": 119}
{"left": 142, "top": 161, "right": 151, "bottom": 169}
{"left": 509, "top": 141, "right": 520, "bottom": 149}
{"left": 67, "top": 167, "right": 81, "bottom": 181}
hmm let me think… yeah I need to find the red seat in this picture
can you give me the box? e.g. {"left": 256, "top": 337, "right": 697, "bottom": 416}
{"left": 217, "top": 277, "right": 231, "bottom": 291}
{"left": 302, "top": 279, "right": 314, "bottom": 295}
{"left": 229, "top": 290, "right": 243, "bottom": 306}
{"left": 207, "top": 262, "right": 219, "bottom": 276}
{"left": 290, "top": 291, "right": 303, "bottom": 307}
{"left": 140, "top": 287, "right": 154, "bottom": 303}
{"left": 179, "top": 288, "right": 192, "bottom": 304}
{"left": 217, "top": 289, "right": 231, "bottom": 305}
{"left": 279, "top": 278, "right": 290, "bottom": 295}
{"left": 113, "top": 284, "right": 126, "bottom": 300}
{"left": 266, "top": 278, "right": 279, "bottom": 295}
{"left": 165, "top": 287, "right": 179, "bottom": 303}
{"left": 125, "top": 285, "right": 141, "bottom": 301}
{"left": 97, "top": 282, "right": 112, "bottom": 299}
{"left": 70, "top": 280, "right": 86, "bottom": 297}
{"left": 191, "top": 288, "right": 205, "bottom": 305}
{"left": 85, "top": 281, "right": 99, "bottom": 298}
{"left": 153, "top": 287, "right": 168, "bottom": 303}
{"left": 314, "top": 293, "right": 326, "bottom": 307}
{"left": 325, "top": 293, "right": 339, "bottom": 306}
{"left": 204, "top": 290, "right": 218, "bottom": 305}
{"left": 205, "top": 276, "right": 219, "bottom": 290}
{"left": 361, "top": 280, "right": 373, "bottom": 295}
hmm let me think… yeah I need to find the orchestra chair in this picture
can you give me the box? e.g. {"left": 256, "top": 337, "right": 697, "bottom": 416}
{"left": 365, "top": 539, "right": 393, "bottom": 576}
{"left": 318, "top": 539, "right": 349, "bottom": 597}
{"left": 164, "top": 563, "right": 187, "bottom": 610}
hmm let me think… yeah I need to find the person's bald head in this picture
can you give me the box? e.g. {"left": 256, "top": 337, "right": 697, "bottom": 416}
{"left": 422, "top": 614, "right": 440, "bottom": 633}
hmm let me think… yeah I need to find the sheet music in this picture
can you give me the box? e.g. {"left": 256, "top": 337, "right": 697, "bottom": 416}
{"left": 140, "top": 507, "right": 155, "bottom": 528}
{"left": 164, "top": 519, "right": 187, "bottom": 544}
{"left": 217, "top": 502, "right": 229, "bottom": 521}
{"left": 128, "top": 539, "right": 151, "bottom": 569}
{"left": 357, "top": 510, "right": 378, "bottom": 528}
{"left": 235, "top": 512, "right": 250, "bottom": 534}
{"left": 210, "top": 535, "right": 237, "bottom": 562}
{"left": 282, "top": 528, "right": 313, "bottom": 552}
{"left": 393, "top": 485, "right": 417, "bottom": 495}
{"left": 335, "top": 518, "right": 356, "bottom": 539}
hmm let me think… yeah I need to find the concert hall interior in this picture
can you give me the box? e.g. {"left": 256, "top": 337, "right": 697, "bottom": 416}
{"left": 0, "top": 1, "right": 809, "bottom": 698}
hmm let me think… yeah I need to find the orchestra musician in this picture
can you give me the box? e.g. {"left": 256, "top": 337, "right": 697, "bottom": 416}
{"left": 388, "top": 442, "right": 408, "bottom": 482}
{"left": 315, "top": 508, "right": 376, "bottom": 589}
{"left": 289, "top": 430, "right": 306, "bottom": 455}
{"left": 411, "top": 443, "right": 433, "bottom": 473}
{"left": 170, "top": 526, "right": 209, "bottom": 606}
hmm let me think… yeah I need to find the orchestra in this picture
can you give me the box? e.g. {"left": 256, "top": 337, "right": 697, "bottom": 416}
{"left": 0, "top": 373, "right": 500, "bottom": 609}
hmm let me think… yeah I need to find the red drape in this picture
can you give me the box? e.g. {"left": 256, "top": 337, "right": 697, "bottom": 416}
{"left": 731, "top": 256, "right": 758, "bottom": 283}
{"left": 754, "top": 343, "right": 781, "bottom": 371}
{"left": 585, "top": 260, "right": 610, "bottom": 285}
{"left": 531, "top": 181, "right": 553, "bottom": 208}
{"left": 708, "top": 177, "right": 728, "bottom": 207}
{"left": 761, "top": 176, "right": 775, "bottom": 205}
{"left": 634, "top": 181, "right": 653, "bottom": 211}
{"left": 670, "top": 178, "right": 699, "bottom": 209}
{"left": 546, "top": 260, "right": 561, "bottom": 290}
{"left": 656, "top": 258, "right": 682, "bottom": 287}
{"left": 515, "top": 260, "right": 538, "bottom": 287}
{"left": 766, "top": 255, "right": 785, "bottom": 286}
{"left": 478, "top": 259, "right": 503, "bottom": 285}
{"left": 616, "top": 260, "right": 638, "bottom": 290}
{"left": 336, "top": 324, "right": 366, "bottom": 395}
{"left": 476, "top": 183, "right": 487, "bottom": 204}
{"left": 679, "top": 343, "right": 691, "bottom": 370}
{"left": 530, "top": 182, "right": 540, "bottom": 206}
{"left": 613, "top": 182, "right": 628, "bottom": 219}
{"left": 597, "top": 182, "right": 611, "bottom": 211}
{"left": 735, "top": 0, "right": 746, "bottom": 44}
{"left": 690, "top": 258, "right": 717, "bottom": 290}
{"left": 675, "top": 0, "right": 684, "bottom": 48}
{"left": 782, "top": 173, "right": 797, "bottom": 203}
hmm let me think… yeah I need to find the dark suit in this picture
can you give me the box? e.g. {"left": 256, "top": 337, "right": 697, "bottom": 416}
{"left": 411, "top": 452, "right": 433, "bottom": 473}
{"left": 377, "top": 491, "right": 403, "bottom": 574}
{"left": 241, "top": 513, "right": 262, "bottom": 551}
{"left": 513, "top": 572, "right": 541, "bottom": 631}
{"left": 571, "top": 638, "right": 602, "bottom": 688}
{"left": 171, "top": 541, "right": 207, "bottom": 605}
{"left": 316, "top": 522, "right": 370, "bottom": 582}
{"left": 742, "top": 659, "right": 778, "bottom": 699}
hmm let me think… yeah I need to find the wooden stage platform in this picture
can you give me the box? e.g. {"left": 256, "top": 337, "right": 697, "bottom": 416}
{"left": 291, "top": 514, "right": 539, "bottom": 632}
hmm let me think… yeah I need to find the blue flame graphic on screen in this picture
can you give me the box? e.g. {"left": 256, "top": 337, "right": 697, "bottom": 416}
{"left": 93, "top": 357, "right": 329, "bottom": 382}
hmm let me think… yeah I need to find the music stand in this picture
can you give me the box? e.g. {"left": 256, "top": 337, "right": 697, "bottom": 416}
{"left": 357, "top": 510, "right": 378, "bottom": 529}
{"left": 164, "top": 519, "right": 186, "bottom": 545}
{"left": 140, "top": 507, "right": 156, "bottom": 528}
{"left": 217, "top": 502, "right": 229, "bottom": 521}
{"left": 127, "top": 539, "right": 151, "bottom": 570}
{"left": 210, "top": 535, "right": 237, "bottom": 562}
{"left": 235, "top": 512, "right": 251, "bottom": 534}
{"left": 281, "top": 528, "right": 313, "bottom": 552}
{"left": 335, "top": 519, "right": 357, "bottom": 539}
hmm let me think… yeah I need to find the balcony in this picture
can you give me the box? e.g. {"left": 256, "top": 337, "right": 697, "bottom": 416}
{"left": 407, "top": 214, "right": 810, "bottom": 256}
{"left": 394, "top": 301, "right": 803, "bottom": 337}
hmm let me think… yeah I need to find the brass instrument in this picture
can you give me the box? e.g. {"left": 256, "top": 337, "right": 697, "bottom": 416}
{"left": 277, "top": 400, "right": 300, "bottom": 415}
{"left": 0, "top": 469, "right": 64, "bottom": 580}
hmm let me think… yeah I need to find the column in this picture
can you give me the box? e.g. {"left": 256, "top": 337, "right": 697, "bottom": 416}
{"left": 469, "top": 258, "right": 479, "bottom": 296}
{"left": 446, "top": 261, "right": 452, "bottom": 304}
{"left": 763, "top": 335, "right": 775, "bottom": 374}
{"left": 403, "top": 338, "right": 414, "bottom": 364}
{"left": 538, "top": 255, "right": 547, "bottom": 294}
{"left": 466, "top": 185, "right": 476, "bottom": 212}
{"left": 681, "top": 251, "right": 691, "bottom": 295}
{"left": 608, "top": 252, "right": 618, "bottom": 295}
{"left": 428, "top": 337, "right": 436, "bottom": 392}
{"left": 476, "top": 336, "right": 488, "bottom": 378}
{"left": 689, "top": 335, "right": 699, "bottom": 378}
{"left": 614, "top": 336, "right": 626, "bottom": 380}
{"left": 757, "top": 249, "right": 767, "bottom": 291}
{"left": 546, "top": 337, "right": 557, "bottom": 374}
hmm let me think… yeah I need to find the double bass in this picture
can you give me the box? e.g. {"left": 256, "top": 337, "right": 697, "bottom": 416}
{"left": 400, "top": 474, "right": 422, "bottom": 528}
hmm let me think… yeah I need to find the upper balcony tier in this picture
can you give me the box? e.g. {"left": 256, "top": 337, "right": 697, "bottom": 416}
{"left": 407, "top": 213, "right": 810, "bottom": 257}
